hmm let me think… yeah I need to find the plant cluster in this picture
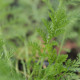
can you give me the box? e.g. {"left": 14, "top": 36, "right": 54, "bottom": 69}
{"left": 0, "top": 0, "right": 80, "bottom": 80}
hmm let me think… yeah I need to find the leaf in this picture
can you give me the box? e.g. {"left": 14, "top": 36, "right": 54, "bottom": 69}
{"left": 56, "top": 54, "right": 68, "bottom": 63}
{"left": 48, "top": 49, "right": 57, "bottom": 64}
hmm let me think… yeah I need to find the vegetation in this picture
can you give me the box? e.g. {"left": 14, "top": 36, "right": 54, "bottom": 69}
{"left": 0, "top": 0, "right": 80, "bottom": 80}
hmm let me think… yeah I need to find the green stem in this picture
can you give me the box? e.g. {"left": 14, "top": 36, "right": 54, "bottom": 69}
{"left": 21, "top": 60, "right": 27, "bottom": 80}
{"left": 58, "top": 30, "right": 66, "bottom": 56}
{"left": 24, "top": 37, "right": 30, "bottom": 76}
{"left": 38, "top": 58, "right": 44, "bottom": 78}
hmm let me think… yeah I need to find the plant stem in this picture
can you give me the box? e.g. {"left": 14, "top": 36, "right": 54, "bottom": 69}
{"left": 21, "top": 60, "right": 28, "bottom": 80}
{"left": 58, "top": 30, "right": 66, "bottom": 56}
{"left": 24, "top": 36, "right": 30, "bottom": 76}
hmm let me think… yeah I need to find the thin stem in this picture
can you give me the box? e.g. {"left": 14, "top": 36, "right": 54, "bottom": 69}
{"left": 3, "top": 45, "right": 8, "bottom": 59}
{"left": 58, "top": 30, "right": 66, "bottom": 56}
{"left": 15, "top": 60, "right": 19, "bottom": 73}
{"left": 21, "top": 60, "right": 28, "bottom": 80}
{"left": 38, "top": 58, "right": 44, "bottom": 78}
{"left": 24, "top": 37, "right": 30, "bottom": 76}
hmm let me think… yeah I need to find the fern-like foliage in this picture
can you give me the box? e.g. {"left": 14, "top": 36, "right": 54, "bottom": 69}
{"left": 0, "top": 0, "right": 80, "bottom": 80}
{"left": 29, "top": 0, "right": 80, "bottom": 80}
{"left": 38, "top": 0, "right": 68, "bottom": 43}
{"left": 0, "top": 58, "right": 25, "bottom": 80}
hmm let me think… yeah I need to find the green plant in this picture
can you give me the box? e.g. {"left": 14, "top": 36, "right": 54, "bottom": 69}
{"left": 65, "top": 0, "right": 80, "bottom": 47}
{"left": 29, "top": 0, "right": 80, "bottom": 80}
{"left": 57, "top": 0, "right": 80, "bottom": 45}
{"left": 26, "top": 0, "right": 80, "bottom": 80}
{"left": 0, "top": 36, "right": 25, "bottom": 80}
{"left": 0, "top": 0, "right": 80, "bottom": 80}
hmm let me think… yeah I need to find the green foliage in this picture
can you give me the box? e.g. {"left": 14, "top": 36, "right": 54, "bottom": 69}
{"left": 28, "top": 0, "right": 67, "bottom": 80}
{"left": 0, "top": 0, "right": 49, "bottom": 40}
{"left": 0, "top": 58, "right": 25, "bottom": 80}
{"left": 0, "top": 0, "right": 80, "bottom": 80}
{"left": 38, "top": 1, "right": 68, "bottom": 43}
{"left": 62, "top": 0, "right": 80, "bottom": 44}
{"left": 31, "top": 0, "right": 80, "bottom": 80}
